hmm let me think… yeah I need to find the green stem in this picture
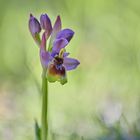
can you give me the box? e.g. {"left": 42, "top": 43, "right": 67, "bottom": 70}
{"left": 41, "top": 70, "right": 48, "bottom": 140}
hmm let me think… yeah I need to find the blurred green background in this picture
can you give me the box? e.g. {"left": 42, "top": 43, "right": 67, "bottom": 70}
{"left": 0, "top": 0, "right": 140, "bottom": 139}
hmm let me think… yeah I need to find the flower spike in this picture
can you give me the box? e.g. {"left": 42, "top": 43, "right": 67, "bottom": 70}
{"left": 29, "top": 13, "right": 80, "bottom": 85}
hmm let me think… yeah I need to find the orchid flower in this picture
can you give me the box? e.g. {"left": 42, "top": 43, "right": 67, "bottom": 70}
{"left": 29, "top": 13, "right": 80, "bottom": 85}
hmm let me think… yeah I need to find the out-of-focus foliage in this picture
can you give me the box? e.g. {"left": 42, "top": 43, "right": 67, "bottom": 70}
{"left": 0, "top": 0, "right": 140, "bottom": 139}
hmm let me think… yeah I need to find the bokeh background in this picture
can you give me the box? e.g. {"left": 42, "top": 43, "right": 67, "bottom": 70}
{"left": 0, "top": 0, "right": 140, "bottom": 140}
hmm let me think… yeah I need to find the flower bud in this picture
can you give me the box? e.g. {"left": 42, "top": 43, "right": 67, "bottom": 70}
{"left": 40, "top": 14, "right": 52, "bottom": 37}
{"left": 29, "top": 14, "right": 41, "bottom": 35}
{"left": 48, "top": 15, "right": 61, "bottom": 51}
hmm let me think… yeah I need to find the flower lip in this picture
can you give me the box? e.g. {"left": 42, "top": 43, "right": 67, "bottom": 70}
{"left": 29, "top": 14, "right": 41, "bottom": 34}
{"left": 47, "top": 63, "right": 66, "bottom": 77}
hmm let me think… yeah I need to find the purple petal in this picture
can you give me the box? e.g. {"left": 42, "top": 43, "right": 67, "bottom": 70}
{"left": 29, "top": 14, "right": 41, "bottom": 35}
{"left": 52, "top": 38, "right": 68, "bottom": 56}
{"left": 40, "top": 32, "right": 46, "bottom": 50}
{"left": 64, "top": 57, "right": 80, "bottom": 71}
{"left": 52, "top": 15, "right": 62, "bottom": 35}
{"left": 63, "top": 52, "right": 70, "bottom": 57}
{"left": 48, "top": 16, "right": 62, "bottom": 51}
{"left": 56, "top": 29, "right": 74, "bottom": 42}
{"left": 40, "top": 49, "right": 53, "bottom": 68}
{"left": 40, "top": 14, "right": 52, "bottom": 37}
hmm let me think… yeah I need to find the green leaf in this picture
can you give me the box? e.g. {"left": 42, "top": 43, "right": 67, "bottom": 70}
{"left": 34, "top": 120, "right": 41, "bottom": 140}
